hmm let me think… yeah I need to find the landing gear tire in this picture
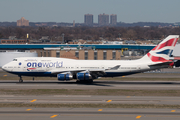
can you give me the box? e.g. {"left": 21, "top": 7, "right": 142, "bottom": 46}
{"left": 19, "top": 79, "right": 23, "bottom": 83}
{"left": 19, "top": 76, "right": 23, "bottom": 83}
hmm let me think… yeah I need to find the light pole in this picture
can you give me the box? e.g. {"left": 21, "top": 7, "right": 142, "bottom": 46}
{"left": 62, "top": 33, "right": 64, "bottom": 43}
{"left": 26, "top": 33, "right": 29, "bottom": 44}
{"left": 118, "top": 33, "right": 121, "bottom": 40}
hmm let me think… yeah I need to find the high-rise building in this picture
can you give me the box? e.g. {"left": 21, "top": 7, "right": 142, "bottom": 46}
{"left": 17, "top": 17, "right": 29, "bottom": 26}
{"left": 84, "top": 14, "right": 93, "bottom": 26}
{"left": 73, "top": 20, "right": 75, "bottom": 27}
{"left": 98, "top": 13, "right": 109, "bottom": 26}
{"left": 110, "top": 14, "right": 117, "bottom": 25}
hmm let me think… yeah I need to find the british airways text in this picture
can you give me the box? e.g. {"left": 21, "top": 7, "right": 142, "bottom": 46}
{"left": 27, "top": 61, "right": 63, "bottom": 68}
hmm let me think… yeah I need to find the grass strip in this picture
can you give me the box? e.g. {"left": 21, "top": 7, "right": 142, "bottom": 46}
{"left": 0, "top": 103, "right": 180, "bottom": 109}
{"left": 1, "top": 89, "right": 180, "bottom": 96}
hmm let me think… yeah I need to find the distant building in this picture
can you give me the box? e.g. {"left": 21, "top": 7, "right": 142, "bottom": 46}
{"left": 0, "top": 36, "right": 28, "bottom": 44}
{"left": 17, "top": 17, "right": 29, "bottom": 26}
{"left": 30, "top": 36, "right": 51, "bottom": 44}
{"left": 33, "top": 49, "right": 121, "bottom": 60}
{"left": 84, "top": 14, "right": 93, "bottom": 26}
{"left": 110, "top": 14, "right": 117, "bottom": 25}
{"left": 98, "top": 13, "right": 109, "bottom": 26}
{"left": 73, "top": 20, "right": 75, "bottom": 27}
{"left": 0, "top": 39, "right": 28, "bottom": 44}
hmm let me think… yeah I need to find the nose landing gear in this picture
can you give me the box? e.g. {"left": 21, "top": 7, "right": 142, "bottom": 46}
{"left": 19, "top": 76, "right": 23, "bottom": 83}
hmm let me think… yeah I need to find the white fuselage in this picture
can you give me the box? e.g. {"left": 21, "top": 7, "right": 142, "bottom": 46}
{"left": 2, "top": 57, "right": 164, "bottom": 78}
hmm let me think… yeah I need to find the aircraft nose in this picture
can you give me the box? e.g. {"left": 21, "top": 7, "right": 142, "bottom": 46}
{"left": 2, "top": 65, "right": 7, "bottom": 71}
{"left": 2, "top": 65, "right": 5, "bottom": 70}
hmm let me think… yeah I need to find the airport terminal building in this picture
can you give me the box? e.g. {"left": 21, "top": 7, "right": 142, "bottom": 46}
{"left": 0, "top": 44, "right": 155, "bottom": 60}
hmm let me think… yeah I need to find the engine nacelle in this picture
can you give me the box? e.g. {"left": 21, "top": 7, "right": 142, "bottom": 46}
{"left": 57, "top": 73, "right": 73, "bottom": 81}
{"left": 77, "top": 72, "right": 92, "bottom": 81}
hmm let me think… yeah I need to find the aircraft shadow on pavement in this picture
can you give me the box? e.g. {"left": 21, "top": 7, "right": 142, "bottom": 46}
{"left": 0, "top": 81, "right": 112, "bottom": 87}
{"left": 0, "top": 81, "right": 180, "bottom": 86}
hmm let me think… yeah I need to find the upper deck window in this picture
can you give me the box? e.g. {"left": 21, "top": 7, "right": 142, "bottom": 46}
{"left": 13, "top": 59, "right": 17, "bottom": 61}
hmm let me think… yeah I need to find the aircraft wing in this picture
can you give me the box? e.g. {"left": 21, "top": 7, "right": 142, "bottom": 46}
{"left": 107, "top": 65, "right": 120, "bottom": 70}
{"left": 49, "top": 65, "right": 120, "bottom": 78}
{"left": 50, "top": 69, "right": 85, "bottom": 74}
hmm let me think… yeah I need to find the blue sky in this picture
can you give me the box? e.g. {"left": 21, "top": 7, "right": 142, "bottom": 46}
{"left": 0, "top": 0, "right": 180, "bottom": 23}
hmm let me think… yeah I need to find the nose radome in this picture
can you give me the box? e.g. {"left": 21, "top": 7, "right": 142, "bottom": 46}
{"left": 2, "top": 64, "right": 8, "bottom": 71}
{"left": 2, "top": 65, "right": 5, "bottom": 71}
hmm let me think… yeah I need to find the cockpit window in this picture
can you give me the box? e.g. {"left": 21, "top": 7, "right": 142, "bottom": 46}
{"left": 13, "top": 59, "right": 17, "bottom": 61}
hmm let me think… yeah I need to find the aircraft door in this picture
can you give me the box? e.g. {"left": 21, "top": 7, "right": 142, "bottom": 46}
{"left": 76, "top": 65, "right": 79, "bottom": 69}
{"left": 18, "top": 62, "right": 25, "bottom": 71}
{"left": 137, "top": 66, "right": 141, "bottom": 70}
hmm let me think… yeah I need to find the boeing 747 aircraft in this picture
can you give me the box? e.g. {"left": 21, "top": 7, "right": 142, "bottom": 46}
{"left": 2, "top": 35, "right": 179, "bottom": 83}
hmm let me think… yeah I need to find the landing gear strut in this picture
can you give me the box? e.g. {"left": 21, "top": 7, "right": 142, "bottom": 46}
{"left": 19, "top": 76, "right": 23, "bottom": 83}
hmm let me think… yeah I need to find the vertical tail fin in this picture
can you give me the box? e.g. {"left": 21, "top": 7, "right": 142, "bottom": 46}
{"left": 140, "top": 35, "right": 179, "bottom": 63}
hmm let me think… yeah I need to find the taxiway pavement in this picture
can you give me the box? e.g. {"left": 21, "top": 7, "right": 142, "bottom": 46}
{"left": 0, "top": 80, "right": 180, "bottom": 90}
{"left": 0, "top": 108, "right": 180, "bottom": 120}
{"left": 0, "top": 95, "right": 180, "bottom": 105}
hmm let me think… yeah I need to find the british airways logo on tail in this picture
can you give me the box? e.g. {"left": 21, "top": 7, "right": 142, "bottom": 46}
{"left": 147, "top": 37, "right": 178, "bottom": 62}
{"left": 156, "top": 49, "right": 173, "bottom": 57}
{"left": 27, "top": 61, "right": 63, "bottom": 68}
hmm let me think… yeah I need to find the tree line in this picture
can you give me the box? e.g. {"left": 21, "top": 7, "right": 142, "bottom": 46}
{"left": 0, "top": 26, "right": 180, "bottom": 41}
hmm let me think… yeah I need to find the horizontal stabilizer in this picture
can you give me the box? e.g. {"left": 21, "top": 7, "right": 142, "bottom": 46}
{"left": 170, "top": 56, "right": 180, "bottom": 60}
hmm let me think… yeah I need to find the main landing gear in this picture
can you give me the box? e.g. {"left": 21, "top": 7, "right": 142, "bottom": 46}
{"left": 19, "top": 76, "right": 23, "bottom": 83}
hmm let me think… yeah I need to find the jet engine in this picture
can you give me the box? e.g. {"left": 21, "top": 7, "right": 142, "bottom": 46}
{"left": 57, "top": 73, "right": 73, "bottom": 81}
{"left": 76, "top": 72, "right": 92, "bottom": 81}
